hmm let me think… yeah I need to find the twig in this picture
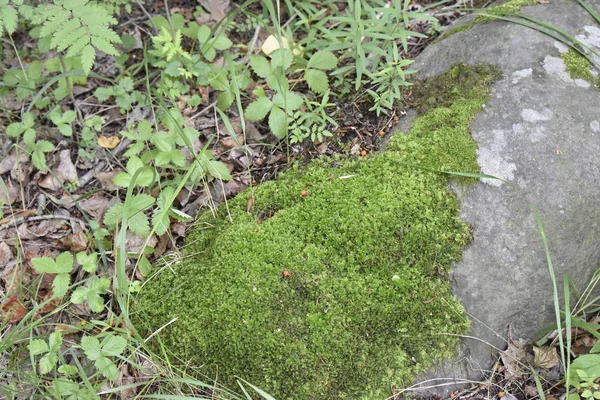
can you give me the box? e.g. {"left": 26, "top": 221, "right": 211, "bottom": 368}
{"left": 185, "top": 100, "right": 217, "bottom": 124}
{"left": 0, "top": 215, "right": 87, "bottom": 231}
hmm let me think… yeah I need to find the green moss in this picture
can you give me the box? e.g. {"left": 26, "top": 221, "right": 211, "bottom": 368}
{"left": 561, "top": 48, "right": 597, "bottom": 85}
{"left": 436, "top": 0, "right": 537, "bottom": 42}
{"left": 134, "top": 64, "right": 501, "bottom": 400}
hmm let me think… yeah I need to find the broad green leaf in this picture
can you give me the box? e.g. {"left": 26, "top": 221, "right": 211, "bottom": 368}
{"left": 206, "top": 159, "right": 232, "bottom": 181}
{"left": 307, "top": 50, "right": 338, "bottom": 70}
{"left": 55, "top": 252, "right": 74, "bottom": 274}
{"left": 32, "top": 257, "right": 57, "bottom": 274}
{"left": 81, "top": 336, "right": 102, "bottom": 361}
{"left": 76, "top": 252, "right": 97, "bottom": 273}
{"left": 272, "top": 92, "right": 303, "bottom": 111}
{"left": 39, "top": 352, "right": 58, "bottom": 374}
{"left": 270, "top": 48, "right": 293, "bottom": 70}
{"left": 28, "top": 339, "right": 49, "bottom": 356}
{"left": 249, "top": 55, "right": 271, "bottom": 79}
{"left": 58, "top": 124, "right": 73, "bottom": 137}
{"left": 100, "top": 335, "right": 127, "bottom": 357}
{"left": 305, "top": 69, "right": 329, "bottom": 94}
{"left": 112, "top": 172, "right": 131, "bottom": 188}
{"left": 1, "top": 4, "right": 17, "bottom": 35}
{"left": 95, "top": 355, "right": 118, "bottom": 380}
{"left": 268, "top": 106, "right": 288, "bottom": 139}
{"left": 52, "top": 273, "right": 71, "bottom": 299}
{"left": 245, "top": 97, "right": 273, "bottom": 121}
{"left": 48, "top": 331, "right": 62, "bottom": 353}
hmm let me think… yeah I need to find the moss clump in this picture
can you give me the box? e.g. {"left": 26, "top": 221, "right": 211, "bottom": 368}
{"left": 561, "top": 48, "right": 597, "bottom": 85}
{"left": 135, "top": 64, "right": 501, "bottom": 400}
{"left": 437, "top": 0, "right": 538, "bottom": 42}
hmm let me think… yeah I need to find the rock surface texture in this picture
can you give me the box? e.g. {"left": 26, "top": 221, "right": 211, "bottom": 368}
{"left": 408, "top": 1, "right": 600, "bottom": 394}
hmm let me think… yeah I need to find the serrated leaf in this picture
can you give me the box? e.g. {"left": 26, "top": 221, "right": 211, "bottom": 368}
{"left": 76, "top": 252, "right": 97, "bottom": 273}
{"left": 28, "top": 339, "right": 49, "bottom": 356}
{"left": 55, "top": 252, "right": 74, "bottom": 274}
{"left": 52, "top": 273, "right": 70, "bottom": 299}
{"left": 268, "top": 106, "right": 288, "bottom": 139}
{"left": 1, "top": 4, "right": 18, "bottom": 35}
{"left": 58, "top": 124, "right": 73, "bottom": 137}
{"left": 249, "top": 55, "right": 271, "bottom": 79}
{"left": 307, "top": 50, "right": 338, "bottom": 70}
{"left": 206, "top": 159, "right": 232, "bottom": 181}
{"left": 128, "top": 210, "right": 150, "bottom": 237}
{"left": 96, "top": 355, "right": 118, "bottom": 380}
{"left": 91, "top": 36, "right": 119, "bottom": 56}
{"left": 39, "top": 352, "right": 58, "bottom": 374}
{"left": 305, "top": 69, "right": 329, "bottom": 94}
{"left": 80, "top": 44, "right": 95, "bottom": 75}
{"left": 81, "top": 336, "right": 101, "bottom": 361}
{"left": 269, "top": 48, "right": 293, "bottom": 70}
{"left": 137, "top": 255, "right": 153, "bottom": 277}
{"left": 94, "top": 87, "right": 112, "bottom": 102}
{"left": 100, "top": 335, "right": 127, "bottom": 357}
{"left": 32, "top": 257, "right": 58, "bottom": 274}
{"left": 113, "top": 172, "right": 131, "bottom": 188}
{"left": 245, "top": 97, "right": 273, "bottom": 121}
{"left": 272, "top": 92, "right": 303, "bottom": 111}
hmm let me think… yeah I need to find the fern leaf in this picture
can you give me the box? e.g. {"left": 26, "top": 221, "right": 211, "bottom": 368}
{"left": 51, "top": 18, "right": 81, "bottom": 50}
{"left": 91, "top": 36, "right": 119, "bottom": 56}
{"left": 80, "top": 44, "right": 95, "bottom": 75}
{"left": 65, "top": 33, "right": 89, "bottom": 58}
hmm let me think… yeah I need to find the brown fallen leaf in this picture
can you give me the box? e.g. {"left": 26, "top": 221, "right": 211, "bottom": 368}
{"left": 247, "top": 195, "right": 254, "bottom": 213}
{"left": 533, "top": 345, "right": 560, "bottom": 369}
{"left": 500, "top": 337, "right": 531, "bottom": 380}
{"left": 2, "top": 295, "right": 28, "bottom": 324}
{"left": 98, "top": 135, "right": 121, "bottom": 149}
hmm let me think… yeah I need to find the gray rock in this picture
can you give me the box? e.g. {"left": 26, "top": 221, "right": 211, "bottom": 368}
{"left": 404, "top": 1, "right": 600, "bottom": 396}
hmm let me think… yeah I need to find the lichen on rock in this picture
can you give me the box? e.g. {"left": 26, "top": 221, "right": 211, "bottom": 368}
{"left": 134, "top": 64, "right": 501, "bottom": 399}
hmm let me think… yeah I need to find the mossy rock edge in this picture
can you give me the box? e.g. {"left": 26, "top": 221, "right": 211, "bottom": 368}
{"left": 135, "top": 64, "right": 502, "bottom": 399}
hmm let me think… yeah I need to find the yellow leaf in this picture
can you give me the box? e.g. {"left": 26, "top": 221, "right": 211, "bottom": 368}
{"left": 98, "top": 136, "right": 120, "bottom": 149}
{"left": 261, "top": 35, "right": 302, "bottom": 56}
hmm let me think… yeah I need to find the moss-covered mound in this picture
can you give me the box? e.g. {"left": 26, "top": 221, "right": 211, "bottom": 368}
{"left": 135, "top": 64, "right": 501, "bottom": 399}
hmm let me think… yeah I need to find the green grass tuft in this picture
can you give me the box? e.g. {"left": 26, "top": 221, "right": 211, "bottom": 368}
{"left": 134, "top": 64, "right": 501, "bottom": 399}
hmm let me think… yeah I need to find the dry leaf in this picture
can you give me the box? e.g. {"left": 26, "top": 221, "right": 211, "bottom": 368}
{"left": 500, "top": 337, "right": 531, "bottom": 380}
{"left": 0, "top": 180, "right": 18, "bottom": 205}
{"left": 98, "top": 135, "right": 121, "bottom": 149}
{"left": 0, "top": 242, "right": 13, "bottom": 266}
{"left": 261, "top": 35, "right": 302, "bottom": 56}
{"left": 533, "top": 345, "right": 560, "bottom": 369}
{"left": 2, "top": 295, "right": 28, "bottom": 323}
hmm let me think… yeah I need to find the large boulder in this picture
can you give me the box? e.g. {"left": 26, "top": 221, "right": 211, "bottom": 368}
{"left": 408, "top": 0, "right": 600, "bottom": 394}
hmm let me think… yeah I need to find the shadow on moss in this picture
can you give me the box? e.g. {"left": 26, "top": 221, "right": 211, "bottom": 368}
{"left": 134, "top": 64, "right": 502, "bottom": 400}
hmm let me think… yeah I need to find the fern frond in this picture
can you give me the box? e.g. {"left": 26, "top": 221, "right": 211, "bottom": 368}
{"left": 37, "top": 0, "right": 121, "bottom": 75}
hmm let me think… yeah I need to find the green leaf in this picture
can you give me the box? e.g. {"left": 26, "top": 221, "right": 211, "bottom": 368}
{"left": 32, "top": 257, "right": 57, "bottom": 274}
{"left": 81, "top": 336, "right": 101, "bottom": 361}
{"left": 76, "top": 252, "right": 97, "bottom": 273}
{"left": 269, "top": 48, "right": 293, "bottom": 70}
{"left": 39, "top": 353, "right": 58, "bottom": 374}
{"left": 70, "top": 277, "right": 109, "bottom": 312}
{"left": 245, "top": 97, "right": 273, "bottom": 121}
{"left": 112, "top": 172, "right": 131, "bottom": 188}
{"left": 307, "top": 50, "right": 338, "bottom": 70}
{"left": 206, "top": 159, "right": 232, "bottom": 181}
{"left": 52, "top": 273, "right": 71, "bottom": 299}
{"left": 305, "top": 69, "right": 329, "bottom": 94}
{"left": 100, "top": 335, "right": 127, "bottom": 357}
{"left": 249, "top": 55, "right": 271, "bottom": 79}
{"left": 80, "top": 44, "right": 95, "bottom": 75}
{"left": 55, "top": 252, "right": 74, "bottom": 274}
{"left": 1, "top": 4, "right": 18, "bottom": 35}
{"left": 268, "top": 106, "right": 288, "bottom": 139}
{"left": 272, "top": 92, "right": 303, "bottom": 111}
{"left": 95, "top": 355, "right": 118, "bottom": 380}
{"left": 58, "top": 124, "right": 73, "bottom": 137}
{"left": 28, "top": 339, "right": 49, "bottom": 356}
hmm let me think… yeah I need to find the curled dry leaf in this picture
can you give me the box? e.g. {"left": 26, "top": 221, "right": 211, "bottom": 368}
{"left": 0, "top": 242, "right": 13, "bottom": 266}
{"left": 1, "top": 294, "right": 28, "bottom": 324}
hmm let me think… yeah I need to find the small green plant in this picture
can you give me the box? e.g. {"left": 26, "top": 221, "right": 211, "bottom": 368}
{"left": 28, "top": 331, "right": 63, "bottom": 375}
{"left": 31, "top": 252, "right": 74, "bottom": 299}
{"left": 50, "top": 108, "right": 77, "bottom": 136}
